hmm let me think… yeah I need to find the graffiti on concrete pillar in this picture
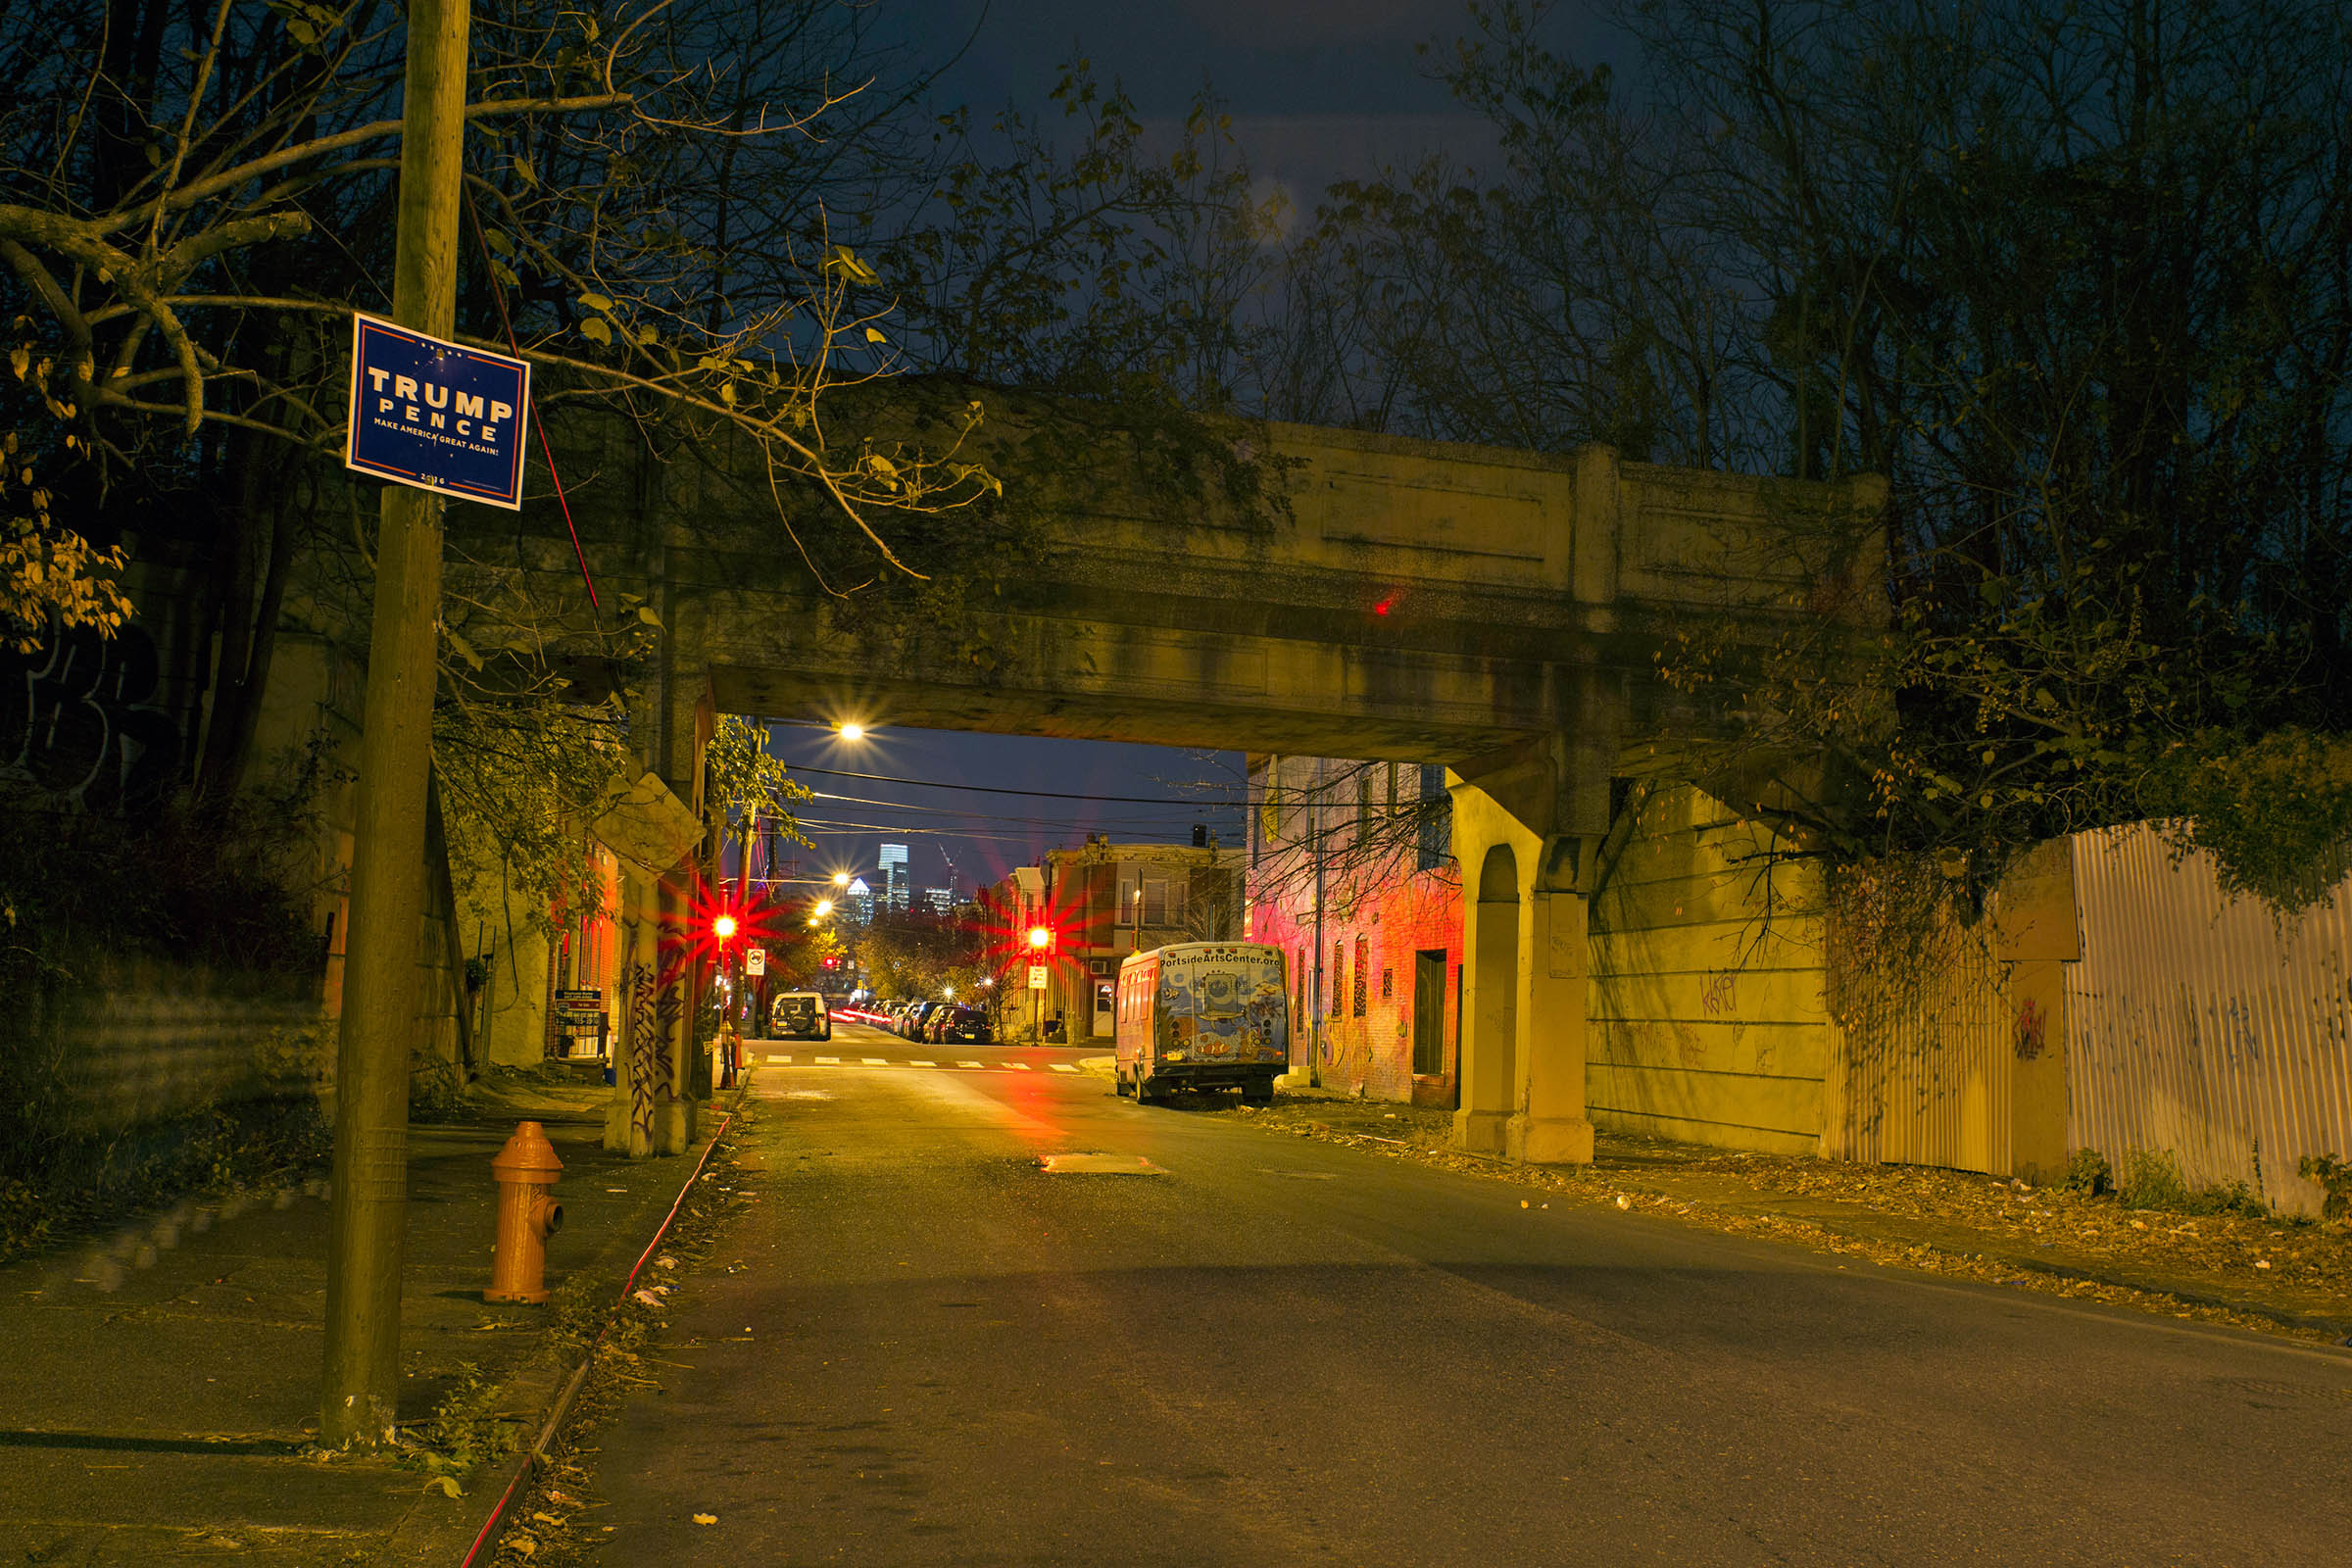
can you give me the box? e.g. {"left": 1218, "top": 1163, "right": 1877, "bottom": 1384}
{"left": 653, "top": 981, "right": 685, "bottom": 1102}
{"left": 0, "top": 624, "right": 182, "bottom": 808}
{"left": 625, "top": 956, "right": 660, "bottom": 1148}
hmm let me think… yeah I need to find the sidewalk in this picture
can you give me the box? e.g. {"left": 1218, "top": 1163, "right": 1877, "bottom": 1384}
{"left": 0, "top": 1064, "right": 720, "bottom": 1567}
{"left": 1220, "top": 1090, "right": 2352, "bottom": 1345}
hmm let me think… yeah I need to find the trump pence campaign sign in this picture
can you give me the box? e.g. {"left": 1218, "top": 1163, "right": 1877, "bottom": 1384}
{"left": 345, "top": 313, "right": 531, "bottom": 510}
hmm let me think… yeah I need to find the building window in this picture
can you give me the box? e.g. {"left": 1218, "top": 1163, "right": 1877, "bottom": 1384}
{"left": 1416, "top": 765, "right": 1450, "bottom": 872}
{"left": 1352, "top": 936, "right": 1369, "bottom": 1017}
{"left": 1356, "top": 770, "right": 1373, "bottom": 844}
{"left": 1380, "top": 966, "right": 1393, "bottom": 1002}
{"left": 1118, "top": 872, "right": 1137, "bottom": 925}
{"left": 1331, "top": 939, "right": 1345, "bottom": 1020}
{"left": 1144, "top": 878, "right": 1169, "bottom": 925}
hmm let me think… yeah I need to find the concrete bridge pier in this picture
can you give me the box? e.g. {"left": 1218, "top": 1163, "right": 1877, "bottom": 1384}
{"left": 1448, "top": 729, "right": 1615, "bottom": 1165}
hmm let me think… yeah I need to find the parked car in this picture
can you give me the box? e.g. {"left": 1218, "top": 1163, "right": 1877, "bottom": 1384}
{"left": 1116, "top": 942, "right": 1288, "bottom": 1104}
{"left": 769, "top": 990, "right": 831, "bottom": 1041}
{"left": 901, "top": 1001, "right": 941, "bottom": 1040}
{"left": 926, "top": 1004, "right": 992, "bottom": 1045}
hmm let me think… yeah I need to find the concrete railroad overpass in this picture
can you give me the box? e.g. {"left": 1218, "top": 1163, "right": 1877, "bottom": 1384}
{"left": 581, "top": 415, "right": 1882, "bottom": 1164}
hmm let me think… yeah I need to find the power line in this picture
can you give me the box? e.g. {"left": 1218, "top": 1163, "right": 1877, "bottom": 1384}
{"left": 775, "top": 760, "right": 1246, "bottom": 808}
{"left": 807, "top": 789, "right": 1200, "bottom": 830}
{"left": 791, "top": 814, "right": 1220, "bottom": 846}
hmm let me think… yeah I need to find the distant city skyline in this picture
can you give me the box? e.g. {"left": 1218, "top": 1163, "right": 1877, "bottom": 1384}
{"left": 761, "top": 724, "right": 1249, "bottom": 897}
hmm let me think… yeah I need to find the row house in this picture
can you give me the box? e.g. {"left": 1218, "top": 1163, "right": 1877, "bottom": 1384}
{"left": 1247, "top": 755, "right": 1461, "bottom": 1105}
{"left": 993, "top": 835, "right": 1244, "bottom": 1044}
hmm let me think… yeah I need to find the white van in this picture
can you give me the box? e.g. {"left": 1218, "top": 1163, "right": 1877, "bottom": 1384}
{"left": 1115, "top": 942, "right": 1289, "bottom": 1105}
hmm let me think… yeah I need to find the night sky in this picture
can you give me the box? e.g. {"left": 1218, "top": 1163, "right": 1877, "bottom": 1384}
{"left": 762, "top": 722, "right": 1249, "bottom": 902}
{"left": 760, "top": 3, "right": 1616, "bottom": 893}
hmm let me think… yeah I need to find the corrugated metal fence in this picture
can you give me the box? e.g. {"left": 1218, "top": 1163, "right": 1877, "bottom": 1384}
{"left": 2066, "top": 823, "right": 2352, "bottom": 1216}
{"left": 1825, "top": 892, "right": 2011, "bottom": 1174}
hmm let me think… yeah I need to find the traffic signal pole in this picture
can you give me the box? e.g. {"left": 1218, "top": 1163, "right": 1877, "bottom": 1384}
{"left": 320, "top": 0, "right": 469, "bottom": 1448}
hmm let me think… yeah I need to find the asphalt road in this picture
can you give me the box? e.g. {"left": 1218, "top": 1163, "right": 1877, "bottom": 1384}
{"left": 579, "top": 1018, "right": 2352, "bottom": 1566}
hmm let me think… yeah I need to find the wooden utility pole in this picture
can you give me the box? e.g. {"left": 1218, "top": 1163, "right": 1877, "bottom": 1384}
{"left": 320, "top": 0, "right": 469, "bottom": 1448}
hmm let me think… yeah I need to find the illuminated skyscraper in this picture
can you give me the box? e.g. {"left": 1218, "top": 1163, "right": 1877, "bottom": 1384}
{"left": 878, "top": 843, "right": 909, "bottom": 912}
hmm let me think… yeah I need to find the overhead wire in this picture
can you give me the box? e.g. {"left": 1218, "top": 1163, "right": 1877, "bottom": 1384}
{"left": 771, "top": 759, "right": 1247, "bottom": 808}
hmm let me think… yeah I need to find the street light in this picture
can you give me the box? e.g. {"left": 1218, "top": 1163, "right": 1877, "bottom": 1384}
{"left": 712, "top": 913, "right": 738, "bottom": 942}
{"left": 837, "top": 721, "right": 866, "bottom": 742}
{"left": 813, "top": 899, "right": 833, "bottom": 917}
{"left": 831, "top": 870, "right": 851, "bottom": 888}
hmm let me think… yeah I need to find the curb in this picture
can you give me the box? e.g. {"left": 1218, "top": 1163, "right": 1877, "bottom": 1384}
{"left": 380, "top": 1103, "right": 741, "bottom": 1566}
{"left": 457, "top": 1104, "right": 739, "bottom": 1566}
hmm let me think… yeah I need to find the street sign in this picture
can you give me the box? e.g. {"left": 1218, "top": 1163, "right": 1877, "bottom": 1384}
{"left": 746, "top": 948, "right": 767, "bottom": 976}
{"left": 345, "top": 312, "right": 531, "bottom": 510}
{"left": 1026, "top": 965, "right": 1049, "bottom": 990}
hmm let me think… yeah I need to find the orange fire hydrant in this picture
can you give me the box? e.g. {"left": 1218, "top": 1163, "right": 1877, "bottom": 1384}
{"left": 485, "top": 1121, "right": 564, "bottom": 1304}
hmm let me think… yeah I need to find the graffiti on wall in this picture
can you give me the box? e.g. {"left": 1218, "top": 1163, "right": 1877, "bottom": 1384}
{"left": 0, "top": 624, "right": 182, "bottom": 808}
{"left": 625, "top": 956, "right": 660, "bottom": 1148}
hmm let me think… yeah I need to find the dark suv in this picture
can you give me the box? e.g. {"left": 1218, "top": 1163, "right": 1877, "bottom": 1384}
{"left": 769, "top": 991, "right": 831, "bottom": 1041}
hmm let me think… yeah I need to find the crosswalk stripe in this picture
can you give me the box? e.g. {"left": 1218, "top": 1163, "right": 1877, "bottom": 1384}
{"left": 766, "top": 1054, "right": 792, "bottom": 1064}
{"left": 861, "top": 1056, "right": 889, "bottom": 1065}
{"left": 1050, "top": 1063, "right": 1079, "bottom": 1073}
{"left": 910, "top": 1059, "right": 936, "bottom": 1067}
{"left": 958, "top": 1059, "right": 983, "bottom": 1068}
{"left": 1007, "top": 1062, "right": 1032, "bottom": 1071}
{"left": 815, "top": 1055, "right": 841, "bottom": 1064}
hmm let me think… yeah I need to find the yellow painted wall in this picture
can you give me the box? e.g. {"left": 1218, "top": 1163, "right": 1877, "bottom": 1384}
{"left": 1586, "top": 784, "right": 1833, "bottom": 1154}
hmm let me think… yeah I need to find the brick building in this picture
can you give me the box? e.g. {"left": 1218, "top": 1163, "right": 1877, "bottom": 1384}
{"left": 993, "top": 837, "right": 1244, "bottom": 1044}
{"left": 1247, "top": 755, "right": 1461, "bottom": 1105}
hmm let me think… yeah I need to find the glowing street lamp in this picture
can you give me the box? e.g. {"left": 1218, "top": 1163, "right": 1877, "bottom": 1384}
{"left": 1027, "top": 925, "right": 1052, "bottom": 951}
{"left": 837, "top": 721, "right": 866, "bottom": 742}
{"left": 831, "top": 870, "right": 851, "bottom": 888}
{"left": 712, "top": 913, "right": 738, "bottom": 943}
{"left": 813, "top": 899, "right": 833, "bottom": 917}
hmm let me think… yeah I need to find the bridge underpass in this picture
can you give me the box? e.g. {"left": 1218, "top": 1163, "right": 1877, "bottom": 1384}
{"left": 611, "top": 416, "right": 1883, "bottom": 1163}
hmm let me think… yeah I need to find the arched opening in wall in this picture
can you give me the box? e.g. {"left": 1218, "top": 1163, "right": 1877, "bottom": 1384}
{"left": 1469, "top": 843, "right": 1520, "bottom": 1120}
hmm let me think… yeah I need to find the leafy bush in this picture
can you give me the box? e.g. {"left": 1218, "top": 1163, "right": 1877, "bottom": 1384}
{"left": 405, "top": 1361, "right": 519, "bottom": 1478}
{"left": 2062, "top": 1148, "right": 2112, "bottom": 1196}
{"left": 0, "top": 1096, "right": 328, "bottom": 1264}
{"left": 2119, "top": 1149, "right": 2265, "bottom": 1217}
{"left": 2299, "top": 1154, "right": 2351, "bottom": 1222}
